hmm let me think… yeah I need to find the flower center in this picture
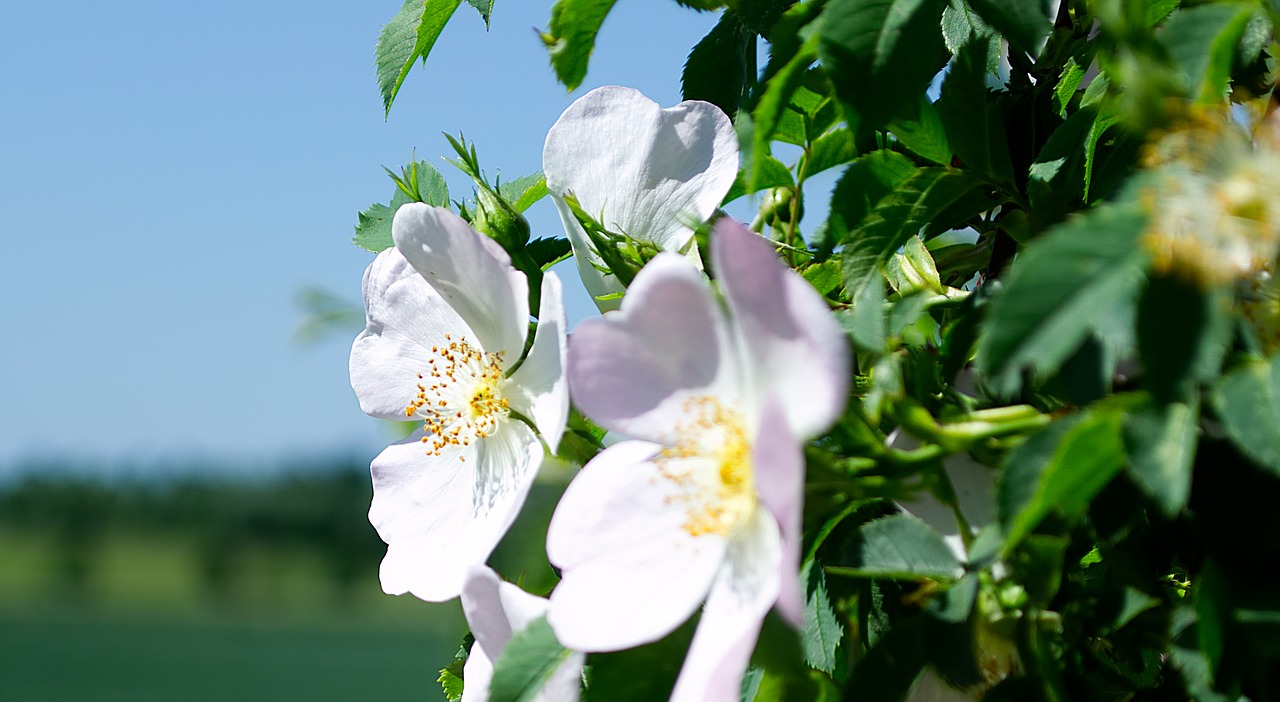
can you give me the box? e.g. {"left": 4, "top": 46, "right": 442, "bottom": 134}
{"left": 404, "top": 334, "right": 509, "bottom": 458}
{"left": 658, "top": 396, "right": 757, "bottom": 538}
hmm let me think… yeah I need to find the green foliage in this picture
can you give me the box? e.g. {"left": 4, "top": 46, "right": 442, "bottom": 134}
{"left": 377, "top": 0, "right": 464, "bottom": 116}
{"left": 542, "top": 0, "right": 618, "bottom": 90}
{"left": 829, "top": 513, "right": 964, "bottom": 580}
{"left": 353, "top": 160, "right": 449, "bottom": 253}
{"left": 1213, "top": 353, "right": 1280, "bottom": 478}
{"left": 964, "top": 0, "right": 1053, "bottom": 56}
{"left": 1159, "top": 3, "right": 1256, "bottom": 103}
{"left": 583, "top": 618, "right": 696, "bottom": 701}
{"left": 488, "top": 616, "right": 575, "bottom": 702}
{"left": 682, "top": 11, "right": 753, "bottom": 117}
{"left": 817, "top": 0, "right": 949, "bottom": 130}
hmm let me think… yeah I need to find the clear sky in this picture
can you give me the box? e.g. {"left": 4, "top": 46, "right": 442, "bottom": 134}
{"left": 0, "top": 2, "right": 722, "bottom": 474}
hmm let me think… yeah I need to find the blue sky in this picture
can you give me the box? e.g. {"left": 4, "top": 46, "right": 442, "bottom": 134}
{"left": 0, "top": 2, "right": 722, "bottom": 472}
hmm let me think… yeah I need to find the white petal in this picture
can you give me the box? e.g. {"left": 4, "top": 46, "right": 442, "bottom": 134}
{"left": 751, "top": 397, "right": 806, "bottom": 627}
{"left": 712, "top": 219, "right": 851, "bottom": 437}
{"left": 508, "top": 272, "right": 569, "bottom": 453}
{"left": 543, "top": 86, "right": 737, "bottom": 310}
{"left": 567, "top": 253, "right": 742, "bottom": 443}
{"left": 460, "top": 643, "right": 494, "bottom": 702}
{"left": 350, "top": 248, "right": 470, "bottom": 420}
{"left": 670, "top": 508, "right": 783, "bottom": 702}
{"left": 547, "top": 441, "right": 726, "bottom": 651}
{"left": 392, "top": 203, "right": 530, "bottom": 361}
{"left": 543, "top": 86, "right": 738, "bottom": 252}
{"left": 370, "top": 420, "right": 543, "bottom": 602}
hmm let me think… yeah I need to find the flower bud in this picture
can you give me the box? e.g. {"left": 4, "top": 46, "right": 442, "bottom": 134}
{"left": 472, "top": 186, "right": 531, "bottom": 250}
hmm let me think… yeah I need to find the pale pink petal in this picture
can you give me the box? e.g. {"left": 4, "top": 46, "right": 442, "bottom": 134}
{"left": 392, "top": 203, "right": 530, "bottom": 361}
{"left": 712, "top": 219, "right": 851, "bottom": 437}
{"left": 751, "top": 397, "right": 805, "bottom": 627}
{"left": 547, "top": 441, "right": 726, "bottom": 651}
{"left": 461, "top": 566, "right": 583, "bottom": 702}
{"left": 350, "top": 248, "right": 470, "bottom": 420}
{"left": 567, "top": 253, "right": 742, "bottom": 444}
{"left": 371, "top": 420, "right": 542, "bottom": 602}
{"left": 508, "top": 272, "right": 569, "bottom": 452}
{"left": 543, "top": 86, "right": 738, "bottom": 309}
{"left": 670, "top": 508, "right": 783, "bottom": 702}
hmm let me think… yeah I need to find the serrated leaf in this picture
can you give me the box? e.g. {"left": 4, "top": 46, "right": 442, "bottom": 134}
{"left": 1213, "top": 354, "right": 1280, "bottom": 478}
{"left": 817, "top": 0, "right": 949, "bottom": 130}
{"left": 353, "top": 202, "right": 397, "bottom": 253}
{"left": 724, "top": 155, "right": 794, "bottom": 203}
{"left": 353, "top": 161, "right": 450, "bottom": 253}
{"left": 941, "top": 0, "right": 993, "bottom": 56}
{"left": 683, "top": 11, "right": 752, "bottom": 117}
{"left": 1124, "top": 397, "right": 1199, "bottom": 517}
{"left": 738, "top": 0, "right": 794, "bottom": 36}
{"left": 831, "top": 513, "right": 964, "bottom": 580}
{"left": 1053, "top": 57, "right": 1085, "bottom": 116}
{"left": 839, "top": 168, "right": 984, "bottom": 298}
{"left": 1027, "top": 104, "right": 1096, "bottom": 221}
{"left": 377, "top": 0, "right": 464, "bottom": 116}
{"left": 938, "top": 34, "right": 1014, "bottom": 184}
{"left": 998, "top": 405, "right": 1127, "bottom": 553}
{"left": 800, "top": 561, "right": 844, "bottom": 674}
{"left": 805, "top": 128, "right": 858, "bottom": 176}
{"left": 543, "top": 0, "right": 619, "bottom": 91}
{"left": 465, "top": 0, "right": 493, "bottom": 26}
{"left": 438, "top": 659, "right": 466, "bottom": 701}
{"left": 890, "top": 97, "right": 953, "bottom": 165}
{"left": 528, "top": 237, "right": 573, "bottom": 270}
{"left": 974, "top": 204, "right": 1148, "bottom": 397}
{"left": 965, "top": 0, "right": 1053, "bottom": 55}
{"left": 802, "top": 259, "right": 844, "bottom": 296}
{"left": 839, "top": 272, "right": 887, "bottom": 352}
{"left": 488, "top": 616, "right": 576, "bottom": 702}
{"left": 749, "top": 33, "right": 819, "bottom": 190}
{"left": 1159, "top": 3, "right": 1255, "bottom": 103}
{"left": 498, "top": 173, "right": 547, "bottom": 213}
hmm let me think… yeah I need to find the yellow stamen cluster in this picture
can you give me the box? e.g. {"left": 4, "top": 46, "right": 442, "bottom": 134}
{"left": 657, "top": 396, "right": 756, "bottom": 537}
{"left": 1140, "top": 107, "right": 1280, "bottom": 287}
{"left": 404, "top": 333, "right": 509, "bottom": 458}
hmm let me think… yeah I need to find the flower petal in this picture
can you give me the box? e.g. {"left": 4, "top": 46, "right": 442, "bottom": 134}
{"left": 711, "top": 218, "right": 851, "bottom": 437}
{"left": 567, "top": 253, "right": 741, "bottom": 443}
{"left": 670, "top": 508, "right": 783, "bottom": 702}
{"left": 751, "top": 397, "right": 805, "bottom": 628}
{"left": 547, "top": 441, "right": 726, "bottom": 651}
{"left": 508, "top": 272, "right": 569, "bottom": 453}
{"left": 371, "top": 420, "right": 542, "bottom": 602}
{"left": 350, "top": 247, "right": 469, "bottom": 420}
{"left": 392, "top": 203, "right": 530, "bottom": 361}
{"left": 543, "top": 86, "right": 738, "bottom": 308}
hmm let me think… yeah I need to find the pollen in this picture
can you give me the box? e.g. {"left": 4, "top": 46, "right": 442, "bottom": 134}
{"left": 404, "top": 333, "right": 509, "bottom": 457}
{"left": 657, "top": 396, "right": 757, "bottom": 538}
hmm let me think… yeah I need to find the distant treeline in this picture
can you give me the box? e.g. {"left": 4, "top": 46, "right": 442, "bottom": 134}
{"left": 0, "top": 461, "right": 383, "bottom": 597}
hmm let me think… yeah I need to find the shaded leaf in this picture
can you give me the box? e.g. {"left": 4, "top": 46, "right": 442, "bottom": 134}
{"left": 488, "top": 616, "right": 575, "bottom": 702}
{"left": 584, "top": 618, "right": 696, "bottom": 702}
{"left": 1213, "top": 354, "right": 1280, "bottom": 478}
{"left": 890, "top": 98, "right": 953, "bottom": 165}
{"left": 682, "top": 11, "right": 752, "bottom": 117}
{"left": 1123, "top": 397, "right": 1199, "bottom": 517}
{"left": 543, "top": 0, "right": 619, "bottom": 90}
{"left": 1159, "top": 3, "right": 1255, "bottom": 103}
{"left": 965, "top": 0, "right": 1054, "bottom": 55}
{"left": 938, "top": 34, "right": 1014, "bottom": 184}
{"left": 1137, "top": 277, "right": 1231, "bottom": 403}
{"left": 830, "top": 513, "right": 964, "bottom": 580}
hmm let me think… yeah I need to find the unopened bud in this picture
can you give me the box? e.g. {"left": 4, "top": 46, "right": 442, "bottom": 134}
{"left": 472, "top": 186, "right": 531, "bottom": 250}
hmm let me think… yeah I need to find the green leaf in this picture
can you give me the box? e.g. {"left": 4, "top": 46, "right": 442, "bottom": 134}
{"left": 974, "top": 204, "right": 1148, "bottom": 397}
{"left": 998, "top": 405, "right": 1127, "bottom": 553}
{"left": 938, "top": 34, "right": 1014, "bottom": 184}
{"left": 1027, "top": 104, "right": 1096, "bottom": 221}
{"left": 438, "top": 659, "right": 466, "bottom": 701}
{"left": 527, "top": 237, "right": 573, "bottom": 271}
{"left": 738, "top": 0, "right": 795, "bottom": 36}
{"left": 748, "top": 33, "right": 819, "bottom": 190}
{"left": 584, "top": 618, "right": 695, "bottom": 701}
{"left": 817, "top": 0, "right": 950, "bottom": 130}
{"left": 498, "top": 173, "right": 548, "bottom": 213}
{"left": 724, "top": 155, "right": 794, "bottom": 203}
{"left": 465, "top": 0, "right": 493, "bottom": 26}
{"left": 840, "top": 272, "right": 887, "bottom": 352}
{"left": 941, "top": 0, "right": 994, "bottom": 57}
{"left": 1124, "top": 397, "right": 1199, "bottom": 517}
{"left": 830, "top": 513, "right": 964, "bottom": 580}
{"left": 682, "top": 11, "right": 752, "bottom": 117}
{"left": 488, "top": 616, "right": 576, "bottom": 702}
{"left": 377, "top": 0, "right": 464, "bottom": 116}
{"left": 1053, "top": 57, "right": 1086, "bottom": 117}
{"left": 1159, "top": 3, "right": 1255, "bottom": 103}
{"left": 353, "top": 161, "right": 450, "bottom": 253}
{"left": 543, "top": 0, "right": 619, "bottom": 91}
{"left": 353, "top": 202, "right": 397, "bottom": 253}
{"left": 965, "top": 0, "right": 1053, "bottom": 55}
{"left": 805, "top": 128, "right": 859, "bottom": 176}
{"left": 890, "top": 98, "right": 953, "bottom": 165}
{"left": 1213, "top": 354, "right": 1280, "bottom": 478}
{"left": 800, "top": 561, "right": 844, "bottom": 674}
{"left": 802, "top": 259, "right": 844, "bottom": 297}
{"left": 1137, "top": 277, "right": 1231, "bottom": 403}
{"left": 845, "top": 615, "right": 927, "bottom": 699}
{"left": 839, "top": 168, "right": 984, "bottom": 300}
